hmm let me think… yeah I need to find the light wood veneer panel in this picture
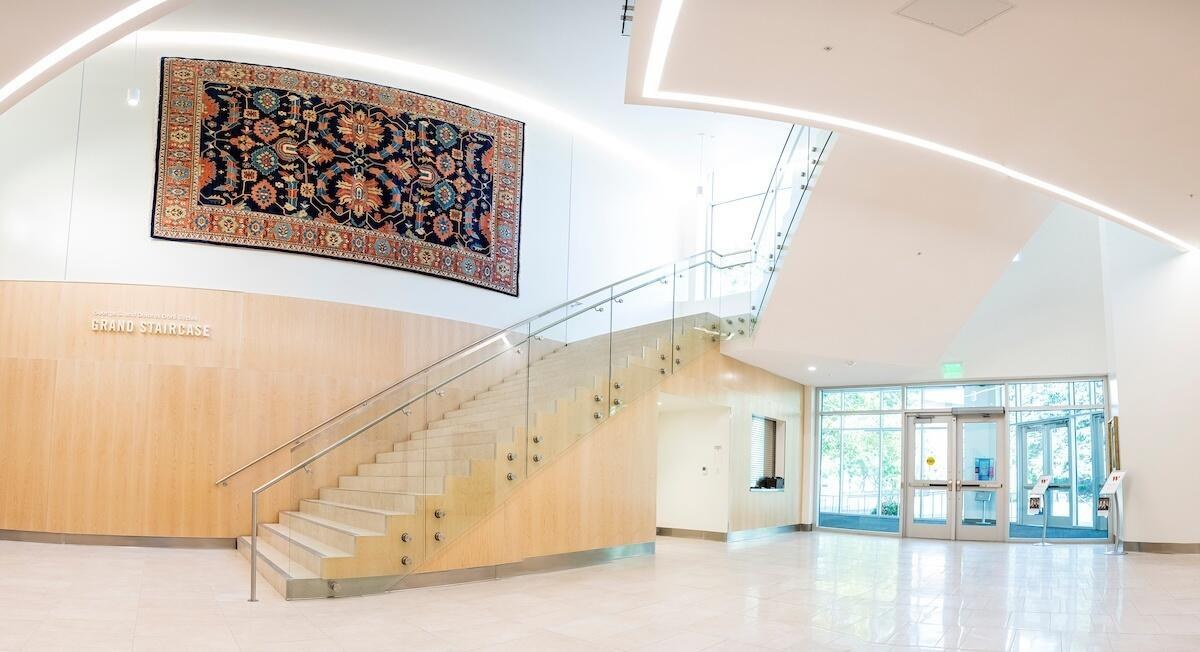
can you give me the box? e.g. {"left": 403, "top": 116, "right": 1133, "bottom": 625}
{"left": 0, "top": 358, "right": 57, "bottom": 531}
{"left": 0, "top": 280, "right": 492, "bottom": 537}
{"left": 417, "top": 349, "right": 804, "bottom": 574}
{"left": 419, "top": 389, "right": 659, "bottom": 572}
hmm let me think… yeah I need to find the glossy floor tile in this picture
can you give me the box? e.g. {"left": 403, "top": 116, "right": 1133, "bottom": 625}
{"left": 0, "top": 532, "right": 1198, "bottom": 650}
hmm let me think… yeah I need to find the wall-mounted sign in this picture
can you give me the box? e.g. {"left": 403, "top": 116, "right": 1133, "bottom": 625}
{"left": 90, "top": 311, "right": 213, "bottom": 338}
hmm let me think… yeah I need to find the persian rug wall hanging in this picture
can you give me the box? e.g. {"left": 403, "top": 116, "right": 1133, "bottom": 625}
{"left": 152, "top": 58, "right": 524, "bottom": 295}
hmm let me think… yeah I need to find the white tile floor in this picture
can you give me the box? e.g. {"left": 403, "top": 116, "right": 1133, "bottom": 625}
{"left": 0, "top": 531, "right": 1198, "bottom": 651}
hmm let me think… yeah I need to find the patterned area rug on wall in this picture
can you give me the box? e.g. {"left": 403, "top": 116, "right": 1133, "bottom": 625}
{"left": 152, "top": 58, "right": 524, "bottom": 295}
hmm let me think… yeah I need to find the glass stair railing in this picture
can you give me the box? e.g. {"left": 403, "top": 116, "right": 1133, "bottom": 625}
{"left": 234, "top": 249, "right": 753, "bottom": 600}
{"left": 748, "top": 125, "right": 835, "bottom": 330}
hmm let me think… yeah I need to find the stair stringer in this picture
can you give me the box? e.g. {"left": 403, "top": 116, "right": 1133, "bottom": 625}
{"left": 415, "top": 386, "right": 661, "bottom": 573}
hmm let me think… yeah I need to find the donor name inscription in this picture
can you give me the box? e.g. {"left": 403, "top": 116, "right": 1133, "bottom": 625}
{"left": 90, "top": 311, "right": 212, "bottom": 338}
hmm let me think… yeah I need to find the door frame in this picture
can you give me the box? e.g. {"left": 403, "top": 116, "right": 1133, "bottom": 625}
{"left": 902, "top": 412, "right": 956, "bottom": 539}
{"left": 1013, "top": 412, "right": 1110, "bottom": 534}
{"left": 954, "top": 411, "right": 1008, "bottom": 542}
{"left": 901, "top": 409, "right": 1007, "bottom": 541}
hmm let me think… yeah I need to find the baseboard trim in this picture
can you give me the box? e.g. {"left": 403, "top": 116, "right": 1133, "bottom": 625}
{"left": 0, "top": 529, "right": 235, "bottom": 549}
{"left": 798, "top": 523, "right": 814, "bottom": 532}
{"left": 727, "top": 523, "right": 806, "bottom": 542}
{"left": 1125, "top": 541, "right": 1200, "bottom": 554}
{"left": 283, "top": 541, "right": 657, "bottom": 599}
{"left": 656, "top": 527, "right": 728, "bottom": 541}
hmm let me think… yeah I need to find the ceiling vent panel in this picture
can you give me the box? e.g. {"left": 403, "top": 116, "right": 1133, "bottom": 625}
{"left": 897, "top": 0, "right": 1014, "bottom": 36}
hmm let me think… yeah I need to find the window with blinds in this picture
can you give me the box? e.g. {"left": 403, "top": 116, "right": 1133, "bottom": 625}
{"left": 750, "top": 415, "right": 780, "bottom": 487}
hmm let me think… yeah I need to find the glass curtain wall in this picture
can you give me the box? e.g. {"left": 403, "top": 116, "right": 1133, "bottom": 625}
{"left": 1007, "top": 380, "right": 1108, "bottom": 539}
{"left": 816, "top": 378, "right": 1108, "bottom": 539}
{"left": 818, "top": 387, "right": 903, "bottom": 533}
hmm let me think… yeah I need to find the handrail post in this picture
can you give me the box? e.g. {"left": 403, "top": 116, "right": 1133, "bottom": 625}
{"left": 249, "top": 491, "right": 259, "bottom": 602}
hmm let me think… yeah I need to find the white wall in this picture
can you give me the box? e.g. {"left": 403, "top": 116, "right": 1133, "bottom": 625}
{"left": 656, "top": 397, "right": 730, "bottom": 533}
{"left": 941, "top": 204, "right": 1109, "bottom": 380}
{"left": 1099, "top": 221, "right": 1200, "bottom": 544}
{"left": 0, "top": 0, "right": 788, "bottom": 328}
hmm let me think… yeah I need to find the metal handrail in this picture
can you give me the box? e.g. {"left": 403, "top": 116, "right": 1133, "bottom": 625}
{"left": 216, "top": 247, "right": 748, "bottom": 487}
{"left": 247, "top": 248, "right": 751, "bottom": 600}
{"left": 750, "top": 124, "right": 801, "bottom": 244}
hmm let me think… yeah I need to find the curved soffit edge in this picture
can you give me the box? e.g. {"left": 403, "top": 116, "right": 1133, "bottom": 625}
{"left": 629, "top": 0, "right": 1195, "bottom": 254}
{"left": 0, "top": 0, "right": 189, "bottom": 114}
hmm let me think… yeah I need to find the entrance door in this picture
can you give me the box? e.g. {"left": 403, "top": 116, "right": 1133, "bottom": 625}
{"left": 903, "top": 412, "right": 1007, "bottom": 541}
{"left": 955, "top": 415, "right": 1006, "bottom": 542}
{"left": 905, "top": 414, "right": 954, "bottom": 539}
{"left": 1013, "top": 414, "right": 1108, "bottom": 535}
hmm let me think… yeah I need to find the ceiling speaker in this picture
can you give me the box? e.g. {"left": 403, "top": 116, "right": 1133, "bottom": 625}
{"left": 897, "top": 0, "right": 1014, "bottom": 36}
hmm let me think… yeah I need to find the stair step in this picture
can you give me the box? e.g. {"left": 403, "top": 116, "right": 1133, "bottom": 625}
{"left": 359, "top": 459, "right": 471, "bottom": 477}
{"left": 280, "top": 509, "right": 379, "bottom": 540}
{"left": 238, "top": 535, "right": 317, "bottom": 587}
{"left": 300, "top": 499, "right": 406, "bottom": 532}
{"left": 259, "top": 522, "right": 350, "bottom": 575}
{"left": 451, "top": 393, "right": 561, "bottom": 412}
{"left": 459, "top": 391, "right": 577, "bottom": 412}
{"left": 318, "top": 487, "right": 416, "bottom": 513}
{"left": 431, "top": 411, "right": 524, "bottom": 429}
{"left": 340, "top": 475, "right": 445, "bottom": 493}
{"left": 401, "top": 430, "right": 506, "bottom": 448}
{"left": 477, "top": 383, "right": 590, "bottom": 401}
{"left": 376, "top": 443, "right": 494, "bottom": 463}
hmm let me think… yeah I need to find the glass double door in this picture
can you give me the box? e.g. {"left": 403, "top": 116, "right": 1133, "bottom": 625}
{"left": 1013, "top": 413, "right": 1107, "bottom": 534}
{"left": 903, "top": 412, "right": 1007, "bottom": 541}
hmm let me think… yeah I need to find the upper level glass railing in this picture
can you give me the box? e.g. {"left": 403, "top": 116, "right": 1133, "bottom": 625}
{"left": 747, "top": 125, "right": 834, "bottom": 328}
{"left": 242, "top": 249, "right": 752, "bottom": 599}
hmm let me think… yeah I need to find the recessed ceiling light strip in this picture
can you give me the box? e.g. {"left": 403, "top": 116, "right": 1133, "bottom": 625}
{"left": 0, "top": 0, "right": 171, "bottom": 108}
{"left": 640, "top": 0, "right": 1194, "bottom": 253}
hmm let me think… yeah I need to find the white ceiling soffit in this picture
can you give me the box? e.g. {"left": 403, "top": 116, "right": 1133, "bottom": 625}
{"left": 0, "top": 0, "right": 187, "bottom": 114}
{"left": 897, "top": 0, "right": 1013, "bottom": 36}
{"left": 626, "top": 0, "right": 1199, "bottom": 252}
{"left": 723, "top": 132, "right": 1056, "bottom": 387}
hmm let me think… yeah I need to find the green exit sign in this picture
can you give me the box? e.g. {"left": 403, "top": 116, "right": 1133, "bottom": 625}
{"left": 941, "top": 362, "right": 964, "bottom": 379}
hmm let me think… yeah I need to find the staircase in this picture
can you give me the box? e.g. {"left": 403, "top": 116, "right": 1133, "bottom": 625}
{"left": 224, "top": 124, "right": 835, "bottom": 600}
{"left": 238, "top": 312, "right": 721, "bottom": 598}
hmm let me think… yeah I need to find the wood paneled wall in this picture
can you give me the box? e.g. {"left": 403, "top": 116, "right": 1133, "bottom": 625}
{"left": 0, "top": 280, "right": 493, "bottom": 538}
{"left": 660, "top": 349, "right": 805, "bottom": 533}
{"left": 419, "top": 348, "right": 804, "bottom": 573}
{"left": 419, "top": 395, "right": 659, "bottom": 572}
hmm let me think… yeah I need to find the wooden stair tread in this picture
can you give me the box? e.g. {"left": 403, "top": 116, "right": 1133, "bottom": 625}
{"left": 261, "top": 522, "right": 353, "bottom": 559}
{"left": 238, "top": 535, "right": 318, "bottom": 580}
{"left": 302, "top": 498, "right": 411, "bottom": 517}
{"left": 282, "top": 509, "right": 385, "bottom": 538}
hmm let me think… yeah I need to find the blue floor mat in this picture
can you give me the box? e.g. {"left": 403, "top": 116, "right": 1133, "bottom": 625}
{"left": 818, "top": 513, "right": 1109, "bottom": 539}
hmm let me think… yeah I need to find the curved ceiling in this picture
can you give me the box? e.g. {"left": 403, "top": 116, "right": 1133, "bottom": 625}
{"left": 0, "top": 0, "right": 186, "bottom": 113}
{"left": 626, "top": 0, "right": 1200, "bottom": 250}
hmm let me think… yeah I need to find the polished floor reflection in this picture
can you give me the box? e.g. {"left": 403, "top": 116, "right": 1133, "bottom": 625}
{"left": 0, "top": 532, "right": 1198, "bottom": 650}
